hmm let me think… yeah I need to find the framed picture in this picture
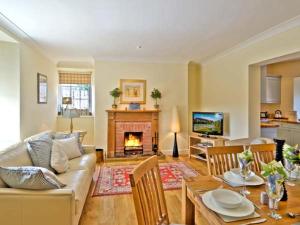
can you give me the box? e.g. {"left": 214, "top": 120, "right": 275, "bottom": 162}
{"left": 37, "top": 73, "right": 47, "bottom": 104}
{"left": 120, "top": 79, "right": 146, "bottom": 104}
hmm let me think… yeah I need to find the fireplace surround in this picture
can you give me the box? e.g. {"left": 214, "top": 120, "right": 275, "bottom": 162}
{"left": 106, "top": 109, "right": 160, "bottom": 158}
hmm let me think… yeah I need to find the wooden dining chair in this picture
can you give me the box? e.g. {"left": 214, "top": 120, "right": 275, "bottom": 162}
{"left": 250, "top": 143, "right": 276, "bottom": 172}
{"left": 206, "top": 146, "right": 244, "bottom": 176}
{"left": 130, "top": 155, "right": 180, "bottom": 225}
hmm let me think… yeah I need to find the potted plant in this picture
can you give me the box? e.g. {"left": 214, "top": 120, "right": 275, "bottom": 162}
{"left": 150, "top": 88, "right": 162, "bottom": 109}
{"left": 110, "top": 88, "right": 122, "bottom": 109}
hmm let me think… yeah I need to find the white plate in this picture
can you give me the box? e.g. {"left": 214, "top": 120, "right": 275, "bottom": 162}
{"left": 202, "top": 190, "right": 255, "bottom": 217}
{"left": 224, "top": 170, "right": 264, "bottom": 186}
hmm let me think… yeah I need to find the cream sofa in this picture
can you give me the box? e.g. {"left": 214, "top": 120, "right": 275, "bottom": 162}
{"left": 0, "top": 131, "right": 96, "bottom": 225}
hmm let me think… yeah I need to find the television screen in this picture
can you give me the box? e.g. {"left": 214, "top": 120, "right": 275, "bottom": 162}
{"left": 193, "top": 112, "right": 223, "bottom": 136}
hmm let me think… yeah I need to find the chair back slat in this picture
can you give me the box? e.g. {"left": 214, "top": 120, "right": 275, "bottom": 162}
{"left": 130, "top": 156, "right": 170, "bottom": 225}
{"left": 207, "top": 146, "right": 244, "bottom": 176}
{"left": 250, "top": 144, "right": 276, "bottom": 172}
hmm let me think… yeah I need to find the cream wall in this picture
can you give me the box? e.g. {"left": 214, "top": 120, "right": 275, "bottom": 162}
{"left": 201, "top": 26, "right": 300, "bottom": 139}
{"left": 19, "top": 43, "right": 57, "bottom": 139}
{"left": 56, "top": 116, "right": 94, "bottom": 145}
{"left": 188, "top": 62, "right": 201, "bottom": 134}
{"left": 261, "top": 60, "right": 300, "bottom": 117}
{"left": 0, "top": 41, "right": 20, "bottom": 148}
{"left": 94, "top": 61, "right": 188, "bottom": 155}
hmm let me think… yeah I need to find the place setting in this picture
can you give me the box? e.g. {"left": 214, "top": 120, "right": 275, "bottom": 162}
{"left": 196, "top": 148, "right": 267, "bottom": 224}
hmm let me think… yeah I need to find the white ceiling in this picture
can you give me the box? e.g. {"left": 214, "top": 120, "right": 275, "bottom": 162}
{"left": 1, "top": 0, "right": 300, "bottom": 63}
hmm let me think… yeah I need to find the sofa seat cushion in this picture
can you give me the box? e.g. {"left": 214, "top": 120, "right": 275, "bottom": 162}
{"left": 68, "top": 153, "right": 96, "bottom": 172}
{"left": 58, "top": 170, "right": 91, "bottom": 215}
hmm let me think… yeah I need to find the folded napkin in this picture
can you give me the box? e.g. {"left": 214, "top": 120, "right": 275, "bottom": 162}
{"left": 219, "top": 211, "right": 260, "bottom": 222}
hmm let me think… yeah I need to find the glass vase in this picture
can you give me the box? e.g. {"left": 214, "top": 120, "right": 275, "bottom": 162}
{"left": 266, "top": 175, "right": 284, "bottom": 220}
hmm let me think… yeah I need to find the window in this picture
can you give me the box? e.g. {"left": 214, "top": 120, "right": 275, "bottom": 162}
{"left": 58, "top": 72, "right": 92, "bottom": 116}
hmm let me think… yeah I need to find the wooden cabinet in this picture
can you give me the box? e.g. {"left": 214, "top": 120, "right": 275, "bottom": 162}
{"left": 189, "top": 135, "right": 227, "bottom": 161}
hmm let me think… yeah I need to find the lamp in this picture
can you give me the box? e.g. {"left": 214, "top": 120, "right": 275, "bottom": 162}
{"left": 171, "top": 106, "right": 180, "bottom": 157}
{"left": 62, "top": 97, "right": 72, "bottom": 105}
{"left": 63, "top": 108, "right": 80, "bottom": 133}
{"left": 62, "top": 97, "right": 72, "bottom": 115}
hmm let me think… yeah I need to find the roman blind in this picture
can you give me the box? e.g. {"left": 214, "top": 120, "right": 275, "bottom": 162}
{"left": 59, "top": 71, "right": 92, "bottom": 84}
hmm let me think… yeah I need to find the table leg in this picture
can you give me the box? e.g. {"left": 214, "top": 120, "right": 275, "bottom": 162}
{"left": 182, "top": 179, "right": 195, "bottom": 225}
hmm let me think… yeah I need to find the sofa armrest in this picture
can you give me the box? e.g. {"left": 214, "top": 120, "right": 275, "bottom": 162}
{"left": 0, "top": 188, "right": 75, "bottom": 225}
{"left": 82, "top": 145, "right": 96, "bottom": 154}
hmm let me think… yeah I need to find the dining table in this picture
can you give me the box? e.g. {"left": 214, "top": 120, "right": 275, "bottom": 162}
{"left": 182, "top": 175, "right": 300, "bottom": 225}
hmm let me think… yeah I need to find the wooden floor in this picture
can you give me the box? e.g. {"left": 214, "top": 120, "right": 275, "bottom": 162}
{"left": 79, "top": 156, "right": 210, "bottom": 225}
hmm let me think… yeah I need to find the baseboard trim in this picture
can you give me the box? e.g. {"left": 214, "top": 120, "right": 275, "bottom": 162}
{"left": 160, "top": 148, "right": 189, "bottom": 156}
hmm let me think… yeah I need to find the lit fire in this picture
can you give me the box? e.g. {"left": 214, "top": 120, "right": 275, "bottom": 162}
{"left": 125, "top": 134, "right": 142, "bottom": 147}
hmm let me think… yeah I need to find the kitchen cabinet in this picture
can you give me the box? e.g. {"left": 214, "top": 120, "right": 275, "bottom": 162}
{"left": 261, "top": 65, "right": 281, "bottom": 104}
{"left": 277, "top": 123, "right": 300, "bottom": 146}
{"left": 261, "top": 76, "right": 281, "bottom": 104}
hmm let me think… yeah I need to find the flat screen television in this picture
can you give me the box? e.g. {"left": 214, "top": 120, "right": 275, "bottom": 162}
{"left": 192, "top": 112, "right": 224, "bottom": 136}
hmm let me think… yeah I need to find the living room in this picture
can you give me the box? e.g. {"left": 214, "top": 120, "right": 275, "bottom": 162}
{"left": 1, "top": 1, "right": 300, "bottom": 225}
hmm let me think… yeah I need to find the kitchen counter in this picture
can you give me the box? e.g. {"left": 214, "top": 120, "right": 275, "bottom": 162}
{"left": 261, "top": 123, "right": 280, "bottom": 128}
{"left": 260, "top": 118, "right": 300, "bottom": 128}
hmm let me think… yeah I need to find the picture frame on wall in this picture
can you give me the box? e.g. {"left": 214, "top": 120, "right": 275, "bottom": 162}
{"left": 120, "top": 79, "right": 146, "bottom": 104}
{"left": 37, "top": 73, "right": 47, "bottom": 104}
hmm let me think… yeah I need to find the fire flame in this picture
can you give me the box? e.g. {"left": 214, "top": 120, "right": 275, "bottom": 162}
{"left": 125, "top": 134, "right": 141, "bottom": 147}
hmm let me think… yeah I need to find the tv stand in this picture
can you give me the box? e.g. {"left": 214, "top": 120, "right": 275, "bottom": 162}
{"left": 198, "top": 134, "right": 217, "bottom": 139}
{"left": 189, "top": 135, "right": 228, "bottom": 161}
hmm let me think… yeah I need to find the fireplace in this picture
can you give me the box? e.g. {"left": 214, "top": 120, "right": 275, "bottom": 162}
{"left": 124, "top": 132, "right": 143, "bottom": 155}
{"left": 106, "top": 110, "right": 160, "bottom": 158}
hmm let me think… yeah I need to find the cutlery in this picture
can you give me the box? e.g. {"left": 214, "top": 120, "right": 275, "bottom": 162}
{"left": 239, "top": 218, "right": 267, "bottom": 225}
{"left": 288, "top": 212, "right": 300, "bottom": 218}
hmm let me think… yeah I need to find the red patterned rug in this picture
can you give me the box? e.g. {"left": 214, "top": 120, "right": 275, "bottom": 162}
{"left": 92, "top": 162, "right": 198, "bottom": 197}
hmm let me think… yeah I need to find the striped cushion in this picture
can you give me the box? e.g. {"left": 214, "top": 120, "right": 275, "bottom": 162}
{"left": 27, "top": 137, "right": 55, "bottom": 172}
{"left": 0, "top": 166, "right": 66, "bottom": 190}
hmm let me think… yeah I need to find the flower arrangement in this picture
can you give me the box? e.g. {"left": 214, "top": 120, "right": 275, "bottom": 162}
{"left": 238, "top": 148, "right": 254, "bottom": 163}
{"left": 283, "top": 144, "right": 300, "bottom": 165}
{"left": 261, "top": 160, "right": 288, "bottom": 184}
{"left": 150, "top": 88, "right": 162, "bottom": 109}
{"left": 109, "top": 88, "right": 122, "bottom": 108}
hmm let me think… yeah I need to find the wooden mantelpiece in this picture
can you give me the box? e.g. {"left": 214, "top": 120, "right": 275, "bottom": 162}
{"left": 106, "top": 109, "right": 160, "bottom": 158}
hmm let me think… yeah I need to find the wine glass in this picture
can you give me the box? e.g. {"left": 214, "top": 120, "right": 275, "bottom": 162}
{"left": 284, "top": 158, "right": 296, "bottom": 186}
{"left": 265, "top": 176, "right": 284, "bottom": 220}
{"left": 238, "top": 154, "right": 252, "bottom": 196}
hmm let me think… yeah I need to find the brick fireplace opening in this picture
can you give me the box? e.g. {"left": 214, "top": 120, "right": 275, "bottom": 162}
{"left": 124, "top": 132, "right": 143, "bottom": 155}
{"left": 106, "top": 110, "right": 160, "bottom": 158}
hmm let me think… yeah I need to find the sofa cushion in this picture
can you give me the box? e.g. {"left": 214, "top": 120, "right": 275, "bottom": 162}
{"left": 27, "top": 138, "right": 55, "bottom": 172}
{"left": 53, "top": 132, "right": 84, "bottom": 154}
{"left": 0, "top": 166, "right": 66, "bottom": 190}
{"left": 0, "top": 142, "right": 33, "bottom": 187}
{"left": 23, "top": 130, "right": 54, "bottom": 142}
{"left": 68, "top": 153, "right": 96, "bottom": 172}
{"left": 51, "top": 140, "right": 69, "bottom": 173}
{"left": 54, "top": 137, "right": 82, "bottom": 160}
{"left": 58, "top": 169, "right": 91, "bottom": 215}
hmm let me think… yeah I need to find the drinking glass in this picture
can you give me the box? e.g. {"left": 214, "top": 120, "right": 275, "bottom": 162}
{"left": 265, "top": 175, "right": 284, "bottom": 220}
{"left": 238, "top": 156, "right": 252, "bottom": 196}
{"left": 284, "top": 159, "right": 296, "bottom": 186}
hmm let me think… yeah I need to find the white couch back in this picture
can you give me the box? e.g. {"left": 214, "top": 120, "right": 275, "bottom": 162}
{"left": 0, "top": 130, "right": 54, "bottom": 187}
{"left": 0, "top": 142, "right": 33, "bottom": 187}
